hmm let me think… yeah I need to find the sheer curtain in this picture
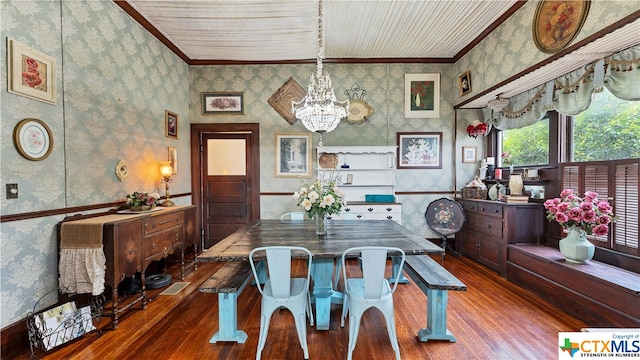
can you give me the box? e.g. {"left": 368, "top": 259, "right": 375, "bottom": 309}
{"left": 484, "top": 45, "right": 640, "bottom": 130}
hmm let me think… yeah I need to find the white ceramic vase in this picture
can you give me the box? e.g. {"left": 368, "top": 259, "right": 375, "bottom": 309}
{"left": 559, "top": 226, "right": 595, "bottom": 264}
{"left": 509, "top": 174, "right": 524, "bottom": 195}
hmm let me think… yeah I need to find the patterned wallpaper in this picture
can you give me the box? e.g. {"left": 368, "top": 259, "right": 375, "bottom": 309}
{"left": 1, "top": 0, "right": 636, "bottom": 327}
{"left": 1, "top": 1, "right": 189, "bottom": 326}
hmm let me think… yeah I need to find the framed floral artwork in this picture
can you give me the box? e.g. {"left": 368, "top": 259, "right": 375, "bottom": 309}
{"left": 462, "top": 146, "right": 477, "bottom": 163}
{"left": 404, "top": 73, "right": 440, "bottom": 118}
{"left": 6, "top": 38, "right": 56, "bottom": 104}
{"left": 458, "top": 71, "right": 471, "bottom": 96}
{"left": 202, "top": 92, "right": 244, "bottom": 115}
{"left": 165, "top": 110, "right": 178, "bottom": 139}
{"left": 532, "top": 0, "right": 591, "bottom": 54}
{"left": 275, "top": 133, "right": 312, "bottom": 178}
{"left": 397, "top": 132, "right": 442, "bottom": 169}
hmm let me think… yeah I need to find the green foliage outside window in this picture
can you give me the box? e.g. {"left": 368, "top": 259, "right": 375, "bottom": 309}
{"left": 501, "top": 119, "right": 549, "bottom": 167}
{"left": 573, "top": 88, "right": 640, "bottom": 161}
{"left": 500, "top": 88, "right": 639, "bottom": 166}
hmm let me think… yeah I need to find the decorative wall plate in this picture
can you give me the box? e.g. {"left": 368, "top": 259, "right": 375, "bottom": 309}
{"left": 319, "top": 153, "right": 338, "bottom": 169}
{"left": 346, "top": 99, "right": 374, "bottom": 124}
{"left": 532, "top": 0, "right": 590, "bottom": 54}
{"left": 488, "top": 183, "right": 506, "bottom": 201}
{"left": 13, "top": 118, "right": 53, "bottom": 161}
{"left": 115, "top": 159, "right": 128, "bottom": 181}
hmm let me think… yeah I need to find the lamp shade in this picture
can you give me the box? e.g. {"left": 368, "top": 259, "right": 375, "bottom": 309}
{"left": 160, "top": 161, "right": 173, "bottom": 178}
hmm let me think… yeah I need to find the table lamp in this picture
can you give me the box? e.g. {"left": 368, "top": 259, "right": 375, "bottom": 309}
{"left": 160, "top": 161, "right": 175, "bottom": 207}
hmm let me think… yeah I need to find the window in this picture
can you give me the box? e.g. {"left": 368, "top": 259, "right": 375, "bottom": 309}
{"left": 498, "top": 117, "right": 549, "bottom": 168}
{"left": 572, "top": 87, "right": 640, "bottom": 162}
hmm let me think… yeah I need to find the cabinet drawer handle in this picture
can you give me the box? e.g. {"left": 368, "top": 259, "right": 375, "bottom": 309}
{"left": 152, "top": 243, "right": 157, "bottom": 249}
{"left": 367, "top": 208, "right": 374, "bottom": 212}
{"left": 386, "top": 207, "right": 392, "bottom": 212}
{"left": 494, "top": 209, "right": 500, "bottom": 213}
{"left": 486, "top": 225, "right": 491, "bottom": 228}
{"left": 480, "top": 207, "right": 485, "bottom": 211}
{"left": 345, "top": 208, "right": 351, "bottom": 212}
{"left": 129, "top": 249, "right": 134, "bottom": 254}
{"left": 357, "top": 215, "right": 362, "bottom": 219}
{"left": 386, "top": 216, "right": 393, "bottom": 220}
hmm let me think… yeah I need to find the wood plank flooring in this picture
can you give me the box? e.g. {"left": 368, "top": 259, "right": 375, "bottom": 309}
{"left": 19, "top": 254, "right": 587, "bottom": 360}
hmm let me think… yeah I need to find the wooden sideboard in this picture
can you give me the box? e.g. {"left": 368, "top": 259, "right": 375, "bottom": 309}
{"left": 455, "top": 198, "right": 544, "bottom": 276}
{"left": 60, "top": 205, "right": 197, "bottom": 328}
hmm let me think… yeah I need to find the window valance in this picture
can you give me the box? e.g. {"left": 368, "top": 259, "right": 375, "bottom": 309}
{"left": 485, "top": 45, "right": 640, "bottom": 130}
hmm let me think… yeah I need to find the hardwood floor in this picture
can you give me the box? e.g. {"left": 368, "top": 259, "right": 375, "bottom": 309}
{"left": 19, "top": 254, "right": 586, "bottom": 360}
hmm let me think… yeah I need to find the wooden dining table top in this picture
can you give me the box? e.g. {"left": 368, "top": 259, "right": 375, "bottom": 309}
{"left": 198, "top": 219, "right": 444, "bottom": 262}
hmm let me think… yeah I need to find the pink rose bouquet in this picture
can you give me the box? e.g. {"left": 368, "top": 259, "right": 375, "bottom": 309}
{"left": 543, "top": 189, "right": 616, "bottom": 236}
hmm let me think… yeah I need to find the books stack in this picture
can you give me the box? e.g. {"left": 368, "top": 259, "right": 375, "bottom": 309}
{"left": 504, "top": 195, "right": 529, "bottom": 204}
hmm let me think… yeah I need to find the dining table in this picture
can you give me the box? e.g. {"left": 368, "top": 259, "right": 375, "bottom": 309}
{"left": 198, "top": 219, "right": 444, "bottom": 330}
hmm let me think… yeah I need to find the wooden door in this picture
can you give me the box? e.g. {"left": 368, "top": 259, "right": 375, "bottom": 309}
{"left": 191, "top": 123, "right": 260, "bottom": 250}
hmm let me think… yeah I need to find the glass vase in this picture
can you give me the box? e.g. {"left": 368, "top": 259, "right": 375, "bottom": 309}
{"left": 315, "top": 213, "right": 327, "bottom": 236}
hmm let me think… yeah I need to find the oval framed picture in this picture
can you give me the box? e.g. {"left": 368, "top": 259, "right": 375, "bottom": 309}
{"left": 13, "top": 118, "right": 53, "bottom": 161}
{"left": 532, "top": 0, "right": 590, "bottom": 54}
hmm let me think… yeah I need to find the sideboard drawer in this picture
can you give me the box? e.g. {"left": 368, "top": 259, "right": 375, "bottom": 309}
{"left": 459, "top": 200, "right": 478, "bottom": 214}
{"left": 469, "top": 214, "right": 503, "bottom": 238}
{"left": 144, "top": 212, "right": 184, "bottom": 235}
{"left": 477, "top": 202, "right": 503, "bottom": 218}
{"left": 144, "top": 227, "right": 183, "bottom": 260}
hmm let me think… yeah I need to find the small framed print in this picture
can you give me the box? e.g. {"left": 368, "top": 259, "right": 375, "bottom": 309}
{"left": 458, "top": 71, "right": 471, "bottom": 96}
{"left": 405, "top": 73, "right": 440, "bottom": 118}
{"left": 397, "top": 132, "right": 442, "bottom": 169}
{"left": 7, "top": 38, "right": 56, "bottom": 104}
{"left": 462, "top": 146, "right": 477, "bottom": 163}
{"left": 168, "top": 146, "right": 177, "bottom": 174}
{"left": 165, "top": 110, "right": 178, "bottom": 139}
{"left": 202, "top": 92, "right": 244, "bottom": 115}
{"left": 13, "top": 118, "right": 53, "bottom": 161}
{"left": 275, "top": 133, "right": 312, "bottom": 178}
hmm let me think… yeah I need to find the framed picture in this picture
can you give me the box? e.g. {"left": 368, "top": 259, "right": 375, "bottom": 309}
{"left": 397, "top": 132, "right": 442, "bottom": 169}
{"left": 202, "top": 92, "right": 244, "bottom": 115}
{"left": 168, "top": 146, "right": 177, "bottom": 174}
{"left": 532, "top": 0, "right": 590, "bottom": 54}
{"left": 275, "top": 133, "right": 312, "bottom": 178}
{"left": 462, "top": 146, "right": 477, "bottom": 163}
{"left": 458, "top": 71, "right": 472, "bottom": 96}
{"left": 13, "top": 118, "right": 53, "bottom": 161}
{"left": 404, "top": 73, "right": 440, "bottom": 118}
{"left": 6, "top": 38, "right": 56, "bottom": 104}
{"left": 165, "top": 110, "right": 178, "bottom": 139}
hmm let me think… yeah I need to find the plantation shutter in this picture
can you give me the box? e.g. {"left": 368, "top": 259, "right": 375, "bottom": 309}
{"left": 614, "top": 161, "right": 639, "bottom": 256}
{"left": 584, "top": 164, "right": 610, "bottom": 244}
{"left": 562, "top": 165, "right": 580, "bottom": 191}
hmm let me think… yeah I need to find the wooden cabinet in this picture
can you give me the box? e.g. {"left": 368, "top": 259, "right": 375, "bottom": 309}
{"left": 330, "top": 202, "right": 402, "bottom": 223}
{"left": 318, "top": 146, "right": 402, "bottom": 223}
{"left": 456, "top": 199, "right": 544, "bottom": 276}
{"left": 62, "top": 205, "right": 198, "bottom": 328}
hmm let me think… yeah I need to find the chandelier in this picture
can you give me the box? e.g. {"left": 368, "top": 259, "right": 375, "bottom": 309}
{"left": 488, "top": 94, "right": 509, "bottom": 112}
{"left": 292, "top": 0, "right": 349, "bottom": 146}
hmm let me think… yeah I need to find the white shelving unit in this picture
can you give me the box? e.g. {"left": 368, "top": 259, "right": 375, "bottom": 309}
{"left": 317, "top": 146, "right": 401, "bottom": 223}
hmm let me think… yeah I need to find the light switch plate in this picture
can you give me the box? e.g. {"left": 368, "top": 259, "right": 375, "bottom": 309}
{"left": 6, "top": 184, "right": 18, "bottom": 199}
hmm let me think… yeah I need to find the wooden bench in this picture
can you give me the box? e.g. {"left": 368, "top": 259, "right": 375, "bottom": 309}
{"left": 199, "top": 261, "right": 254, "bottom": 343}
{"left": 403, "top": 254, "right": 467, "bottom": 342}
